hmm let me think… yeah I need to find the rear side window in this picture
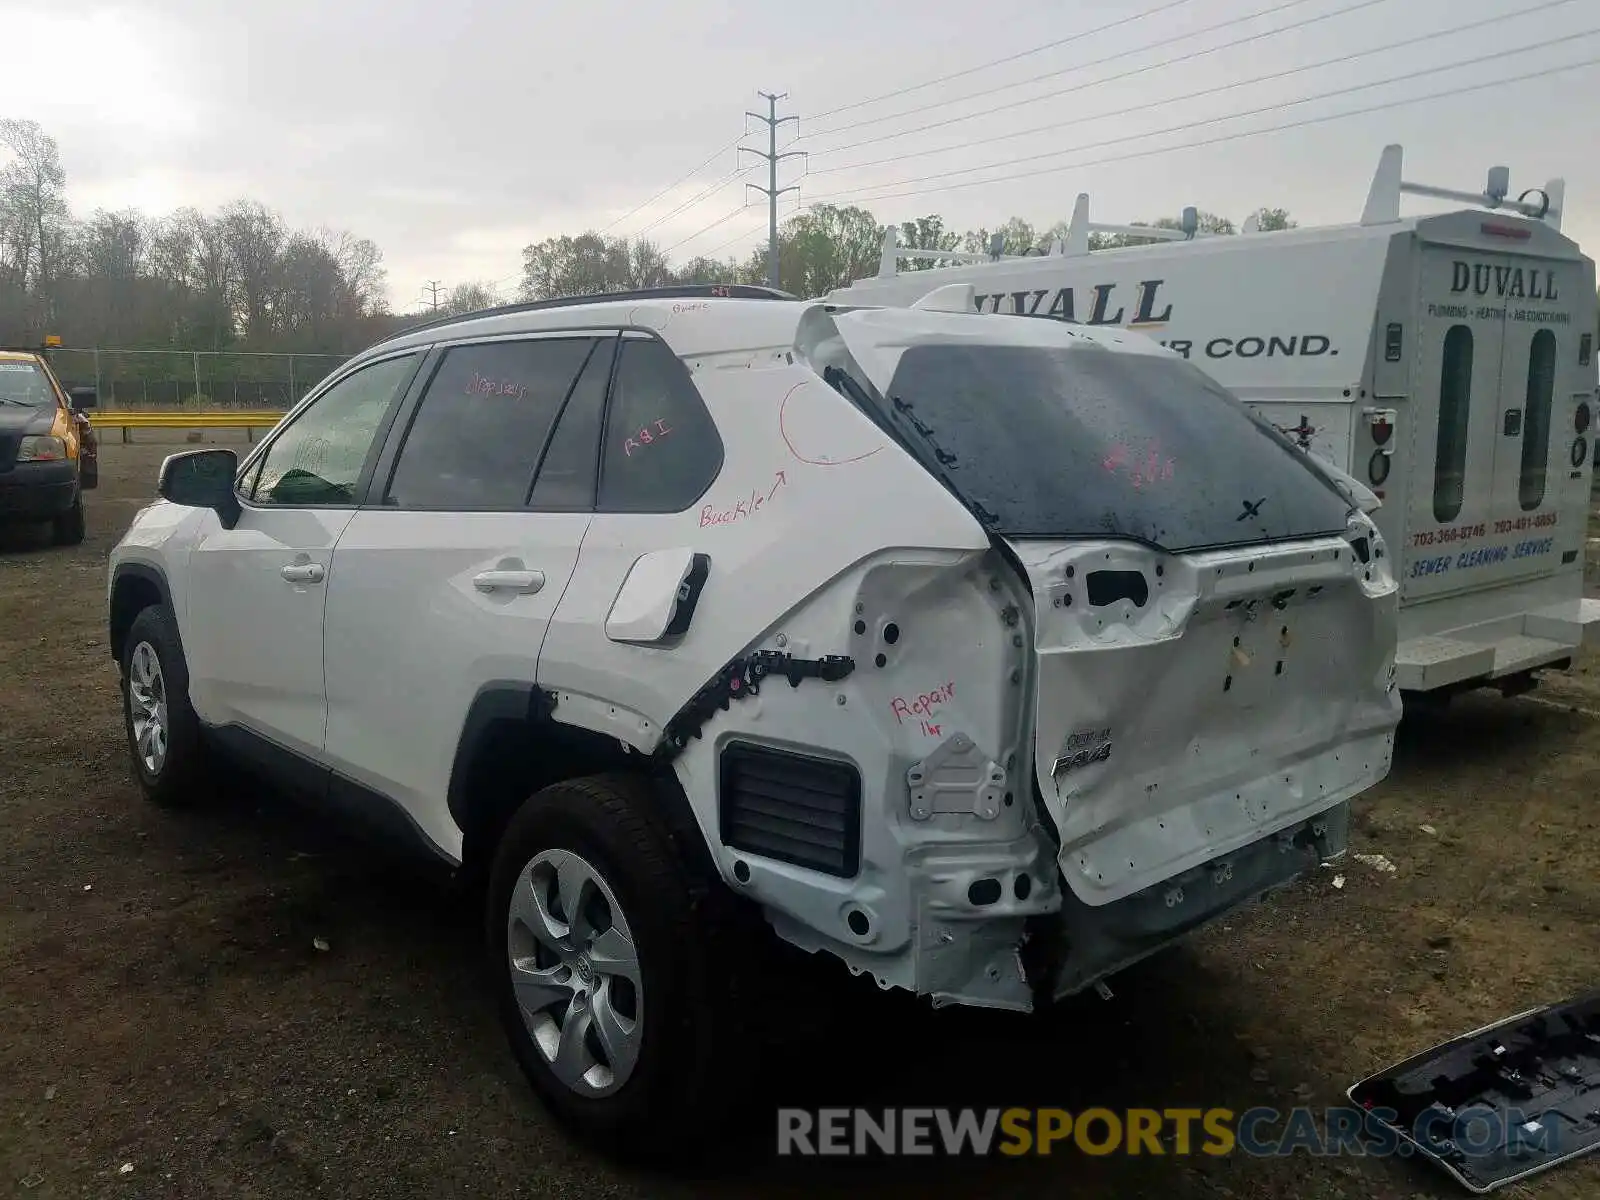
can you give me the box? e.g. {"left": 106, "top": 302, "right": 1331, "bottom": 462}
{"left": 384, "top": 337, "right": 598, "bottom": 509}
{"left": 1518, "top": 329, "right": 1556, "bottom": 511}
{"left": 871, "top": 343, "right": 1352, "bottom": 552}
{"left": 1433, "top": 325, "right": 1473, "bottom": 523}
{"left": 596, "top": 338, "right": 722, "bottom": 512}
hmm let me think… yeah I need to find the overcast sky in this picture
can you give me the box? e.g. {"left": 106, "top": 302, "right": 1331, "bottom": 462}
{"left": 8, "top": 0, "right": 1598, "bottom": 313}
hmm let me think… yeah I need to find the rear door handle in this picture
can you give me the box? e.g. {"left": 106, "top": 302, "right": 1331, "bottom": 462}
{"left": 281, "top": 563, "right": 325, "bottom": 584}
{"left": 473, "top": 569, "right": 545, "bottom": 595}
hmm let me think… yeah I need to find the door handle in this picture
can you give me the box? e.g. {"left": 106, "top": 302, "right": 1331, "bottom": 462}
{"left": 281, "top": 563, "right": 325, "bottom": 584}
{"left": 473, "top": 569, "right": 545, "bottom": 595}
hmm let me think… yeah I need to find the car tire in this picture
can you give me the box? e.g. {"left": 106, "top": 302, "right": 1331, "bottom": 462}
{"left": 120, "top": 605, "right": 210, "bottom": 808}
{"left": 486, "top": 773, "right": 758, "bottom": 1162}
{"left": 52, "top": 494, "right": 85, "bottom": 546}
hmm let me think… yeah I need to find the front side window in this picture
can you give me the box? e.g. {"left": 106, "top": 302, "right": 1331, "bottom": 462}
{"left": 596, "top": 338, "right": 722, "bottom": 512}
{"left": 384, "top": 337, "right": 598, "bottom": 509}
{"left": 862, "top": 342, "right": 1352, "bottom": 552}
{"left": 1518, "top": 329, "right": 1556, "bottom": 511}
{"left": 1433, "top": 325, "right": 1473, "bottom": 523}
{"left": 248, "top": 353, "right": 418, "bottom": 506}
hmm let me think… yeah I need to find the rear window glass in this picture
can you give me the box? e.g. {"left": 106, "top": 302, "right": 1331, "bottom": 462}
{"left": 874, "top": 343, "right": 1353, "bottom": 552}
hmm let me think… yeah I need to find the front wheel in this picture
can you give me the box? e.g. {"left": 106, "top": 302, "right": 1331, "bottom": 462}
{"left": 486, "top": 774, "right": 757, "bottom": 1161}
{"left": 120, "top": 605, "right": 209, "bottom": 807}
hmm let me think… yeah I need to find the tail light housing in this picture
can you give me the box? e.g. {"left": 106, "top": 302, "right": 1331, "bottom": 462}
{"left": 1368, "top": 449, "right": 1392, "bottom": 486}
{"left": 1364, "top": 408, "right": 1397, "bottom": 491}
{"left": 1576, "top": 401, "right": 1591, "bottom": 434}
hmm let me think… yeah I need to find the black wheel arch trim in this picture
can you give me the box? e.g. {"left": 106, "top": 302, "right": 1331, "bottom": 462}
{"left": 446, "top": 680, "right": 559, "bottom": 831}
{"left": 447, "top": 681, "right": 723, "bottom": 889}
{"left": 109, "top": 562, "right": 179, "bottom": 664}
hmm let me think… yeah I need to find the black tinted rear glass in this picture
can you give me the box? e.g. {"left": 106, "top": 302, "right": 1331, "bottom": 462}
{"left": 878, "top": 343, "right": 1352, "bottom": 551}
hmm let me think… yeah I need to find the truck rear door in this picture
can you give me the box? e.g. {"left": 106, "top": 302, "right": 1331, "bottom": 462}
{"left": 1403, "top": 239, "right": 1585, "bottom": 600}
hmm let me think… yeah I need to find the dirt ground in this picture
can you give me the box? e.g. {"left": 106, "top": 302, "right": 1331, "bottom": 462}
{"left": 2, "top": 434, "right": 1598, "bottom": 1200}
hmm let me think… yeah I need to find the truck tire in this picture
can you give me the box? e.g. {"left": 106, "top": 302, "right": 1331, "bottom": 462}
{"left": 120, "top": 604, "right": 210, "bottom": 808}
{"left": 52, "top": 495, "right": 85, "bottom": 546}
{"left": 486, "top": 772, "right": 757, "bottom": 1162}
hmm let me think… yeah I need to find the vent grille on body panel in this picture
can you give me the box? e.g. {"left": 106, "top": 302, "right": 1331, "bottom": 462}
{"left": 718, "top": 742, "right": 862, "bottom": 878}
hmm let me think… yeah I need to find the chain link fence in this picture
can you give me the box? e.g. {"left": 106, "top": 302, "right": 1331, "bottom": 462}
{"left": 46, "top": 348, "right": 351, "bottom": 411}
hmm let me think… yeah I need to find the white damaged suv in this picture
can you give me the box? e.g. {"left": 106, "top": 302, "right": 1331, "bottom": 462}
{"left": 107, "top": 283, "right": 1401, "bottom": 1155}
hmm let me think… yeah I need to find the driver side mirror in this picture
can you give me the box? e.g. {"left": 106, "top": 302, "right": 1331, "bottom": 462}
{"left": 158, "top": 448, "right": 242, "bottom": 528}
{"left": 68, "top": 385, "right": 97, "bottom": 410}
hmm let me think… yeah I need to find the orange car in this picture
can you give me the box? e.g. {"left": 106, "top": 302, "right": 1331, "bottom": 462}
{"left": 0, "top": 348, "right": 97, "bottom": 545}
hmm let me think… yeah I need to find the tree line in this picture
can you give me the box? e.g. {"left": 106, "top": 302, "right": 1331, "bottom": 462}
{"left": 0, "top": 118, "right": 390, "bottom": 356}
{"left": 0, "top": 113, "right": 1308, "bottom": 349}
{"left": 494, "top": 205, "right": 1299, "bottom": 311}
{"left": 13, "top": 109, "right": 1600, "bottom": 357}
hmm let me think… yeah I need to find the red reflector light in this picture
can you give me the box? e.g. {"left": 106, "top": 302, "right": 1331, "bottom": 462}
{"left": 1577, "top": 402, "right": 1592, "bottom": 434}
{"left": 1372, "top": 418, "right": 1393, "bottom": 445}
{"left": 1481, "top": 222, "right": 1532, "bottom": 240}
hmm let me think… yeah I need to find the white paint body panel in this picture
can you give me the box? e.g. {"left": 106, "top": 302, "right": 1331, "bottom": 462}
{"left": 108, "top": 289, "right": 1403, "bottom": 1012}
{"left": 320, "top": 509, "right": 591, "bottom": 861}
{"left": 1010, "top": 531, "right": 1398, "bottom": 906}
{"left": 828, "top": 208, "right": 1600, "bottom": 692}
{"left": 184, "top": 504, "right": 355, "bottom": 759}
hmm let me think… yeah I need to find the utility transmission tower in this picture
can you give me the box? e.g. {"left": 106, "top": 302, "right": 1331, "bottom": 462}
{"left": 422, "top": 279, "right": 445, "bottom": 312}
{"left": 739, "top": 92, "right": 804, "bottom": 290}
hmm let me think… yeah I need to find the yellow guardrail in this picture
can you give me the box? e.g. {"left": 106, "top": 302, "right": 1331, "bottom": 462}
{"left": 88, "top": 410, "right": 287, "bottom": 443}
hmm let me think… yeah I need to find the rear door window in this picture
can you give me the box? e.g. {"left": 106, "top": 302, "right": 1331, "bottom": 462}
{"left": 383, "top": 337, "right": 598, "bottom": 509}
{"left": 1518, "top": 329, "right": 1556, "bottom": 511}
{"left": 528, "top": 337, "right": 615, "bottom": 511}
{"left": 1433, "top": 325, "right": 1473, "bottom": 522}
{"left": 870, "top": 342, "right": 1352, "bottom": 552}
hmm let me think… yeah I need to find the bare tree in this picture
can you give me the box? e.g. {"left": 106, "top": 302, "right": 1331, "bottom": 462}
{"left": 0, "top": 119, "right": 70, "bottom": 328}
{"left": 219, "top": 199, "right": 285, "bottom": 341}
{"left": 443, "top": 281, "right": 501, "bottom": 315}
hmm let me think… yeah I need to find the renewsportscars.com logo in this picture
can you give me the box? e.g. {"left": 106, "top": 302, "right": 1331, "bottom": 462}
{"left": 776, "top": 1105, "right": 1556, "bottom": 1159}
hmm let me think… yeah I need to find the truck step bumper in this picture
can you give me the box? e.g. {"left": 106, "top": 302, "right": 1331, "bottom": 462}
{"left": 1396, "top": 598, "right": 1600, "bottom": 691}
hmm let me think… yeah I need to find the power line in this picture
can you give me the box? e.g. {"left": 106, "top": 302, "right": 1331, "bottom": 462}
{"left": 805, "top": 32, "right": 1597, "bottom": 204}
{"left": 807, "top": 0, "right": 1200, "bottom": 122}
{"left": 809, "top": 0, "right": 1577, "bottom": 178}
{"left": 664, "top": 203, "right": 753, "bottom": 255}
{"left": 702, "top": 219, "right": 769, "bottom": 260}
{"left": 699, "top": 186, "right": 808, "bottom": 261}
{"left": 805, "top": 0, "right": 1332, "bottom": 143}
{"left": 740, "top": 92, "right": 805, "bottom": 288}
{"left": 598, "top": 134, "right": 743, "bottom": 236}
{"left": 634, "top": 162, "right": 756, "bottom": 238}
{"left": 800, "top": 52, "right": 1600, "bottom": 208}
{"left": 622, "top": 133, "right": 800, "bottom": 243}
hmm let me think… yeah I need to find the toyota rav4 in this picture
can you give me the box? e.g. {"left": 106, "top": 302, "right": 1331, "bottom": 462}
{"left": 106, "top": 283, "right": 1401, "bottom": 1157}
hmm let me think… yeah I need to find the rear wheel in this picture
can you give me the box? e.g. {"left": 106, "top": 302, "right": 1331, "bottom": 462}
{"left": 121, "top": 605, "right": 209, "bottom": 807}
{"left": 51, "top": 494, "right": 85, "bottom": 546}
{"left": 486, "top": 773, "right": 757, "bottom": 1161}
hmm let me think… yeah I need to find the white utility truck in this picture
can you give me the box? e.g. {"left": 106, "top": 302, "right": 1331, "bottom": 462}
{"left": 829, "top": 145, "right": 1600, "bottom": 699}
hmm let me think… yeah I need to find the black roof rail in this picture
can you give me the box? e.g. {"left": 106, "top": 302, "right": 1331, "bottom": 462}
{"left": 380, "top": 283, "right": 800, "bottom": 345}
